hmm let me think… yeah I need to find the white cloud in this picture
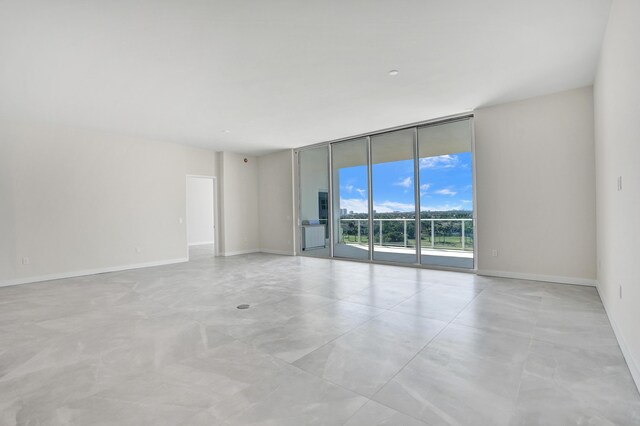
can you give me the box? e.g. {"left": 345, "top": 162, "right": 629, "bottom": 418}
{"left": 419, "top": 183, "right": 431, "bottom": 197}
{"left": 421, "top": 204, "right": 464, "bottom": 211}
{"left": 340, "top": 198, "right": 368, "bottom": 213}
{"left": 355, "top": 188, "right": 367, "bottom": 197}
{"left": 393, "top": 177, "right": 412, "bottom": 188}
{"left": 340, "top": 199, "right": 415, "bottom": 213}
{"left": 375, "top": 201, "right": 415, "bottom": 213}
{"left": 344, "top": 184, "right": 354, "bottom": 193}
{"left": 419, "top": 155, "right": 459, "bottom": 169}
{"left": 434, "top": 188, "right": 457, "bottom": 196}
{"left": 461, "top": 199, "right": 472, "bottom": 203}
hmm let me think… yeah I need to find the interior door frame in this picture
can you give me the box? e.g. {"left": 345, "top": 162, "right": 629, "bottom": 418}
{"left": 185, "top": 175, "right": 219, "bottom": 258}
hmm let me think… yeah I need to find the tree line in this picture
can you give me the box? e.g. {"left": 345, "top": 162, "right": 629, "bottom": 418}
{"left": 340, "top": 210, "right": 473, "bottom": 247}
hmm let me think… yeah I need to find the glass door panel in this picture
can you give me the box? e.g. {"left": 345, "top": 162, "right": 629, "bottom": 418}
{"left": 418, "top": 118, "right": 474, "bottom": 268}
{"left": 371, "top": 129, "right": 417, "bottom": 264}
{"left": 331, "top": 138, "right": 370, "bottom": 260}
{"left": 298, "top": 146, "right": 330, "bottom": 257}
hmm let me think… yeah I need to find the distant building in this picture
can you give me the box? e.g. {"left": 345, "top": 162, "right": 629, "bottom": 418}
{"left": 340, "top": 208, "right": 347, "bottom": 215}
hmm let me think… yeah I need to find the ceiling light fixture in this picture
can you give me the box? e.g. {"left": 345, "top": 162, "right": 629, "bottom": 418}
{"left": 388, "top": 70, "right": 399, "bottom": 76}
{"left": 222, "top": 129, "right": 231, "bottom": 133}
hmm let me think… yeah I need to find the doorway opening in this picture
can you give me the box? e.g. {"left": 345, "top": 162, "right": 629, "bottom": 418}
{"left": 186, "top": 175, "right": 217, "bottom": 260}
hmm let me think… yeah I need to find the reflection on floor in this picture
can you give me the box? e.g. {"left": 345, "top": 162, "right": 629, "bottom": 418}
{"left": 301, "top": 245, "right": 330, "bottom": 258}
{"left": 1, "top": 253, "right": 638, "bottom": 425}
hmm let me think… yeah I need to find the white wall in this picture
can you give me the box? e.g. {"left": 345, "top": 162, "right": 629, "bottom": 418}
{"left": 218, "top": 152, "right": 259, "bottom": 256}
{"left": 594, "top": 0, "right": 640, "bottom": 387}
{"left": 258, "top": 150, "right": 295, "bottom": 255}
{"left": 474, "top": 87, "right": 596, "bottom": 285}
{"left": 0, "top": 120, "right": 217, "bottom": 286}
{"left": 186, "top": 177, "right": 214, "bottom": 246}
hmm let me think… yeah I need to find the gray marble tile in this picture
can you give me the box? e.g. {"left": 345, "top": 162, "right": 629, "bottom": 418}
{"left": 294, "top": 311, "right": 446, "bottom": 396}
{"left": 52, "top": 339, "right": 298, "bottom": 426}
{"left": 537, "top": 282, "right": 602, "bottom": 304}
{"left": 392, "top": 282, "right": 482, "bottom": 321}
{"left": 174, "top": 284, "right": 297, "bottom": 310}
{"left": 223, "top": 368, "right": 367, "bottom": 426}
{"left": 0, "top": 361, "right": 136, "bottom": 425}
{"left": 188, "top": 305, "right": 292, "bottom": 341}
{"left": 344, "top": 400, "right": 428, "bottom": 426}
{"left": 163, "top": 339, "right": 296, "bottom": 399}
{"left": 454, "top": 289, "right": 541, "bottom": 337}
{"left": 241, "top": 314, "right": 357, "bottom": 363}
{"left": 176, "top": 362, "right": 305, "bottom": 425}
{"left": 533, "top": 305, "right": 619, "bottom": 354}
{"left": 511, "top": 339, "right": 640, "bottom": 425}
{"left": 0, "top": 299, "right": 93, "bottom": 329}
{"left": 306, "top": 300, "right": 385, "bottom": 324}
{"left": 33, "top": 297, "right": 169, "bottom": 334}
{"left": 202, "top": 301, "right": 378, "bottom": 362}
{"left": 343, "top": 283, "right": 420, "bottom": 309}
{"left": 188, "top": 293, "right": 339, "bottom": 344}
{"left": 50, "top": 396, "right": 200, "bottom": 426}
{"left": 296, "top": 278, "right": 372, "bottom": 300}
{"left": 1, "top": 312, "right": 230, "bottom": 390}
{"left": 420, "top": 270, "right": 492, "bottom": 290}
{"left": 373, "top": 324, "right": 532, "bottom": 425}
{"left": 87, "top": 372, "right": 218, "bottom": 410}
{"left": 0, "top": 326, "right": 63, "bottom": 380}
{"left": 0, "top": 251, "right": 637, "bottom": 425}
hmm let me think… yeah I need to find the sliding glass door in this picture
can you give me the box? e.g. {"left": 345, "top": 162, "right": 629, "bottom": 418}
{"left": 418, "top": 119, "right": 474, "bottom": 268}
{"left": 297, "top": 116, "right": 474, "bottom": 269}
{"left": 331, "top": 138, "right": 370, "bottom": 260}
{"left": 371, "top": 129, "right": 417, "bottom": 264}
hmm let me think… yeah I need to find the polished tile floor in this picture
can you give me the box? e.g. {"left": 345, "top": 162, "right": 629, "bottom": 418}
{"left": 1, "top": 247, "right": 639, "bottom": 425}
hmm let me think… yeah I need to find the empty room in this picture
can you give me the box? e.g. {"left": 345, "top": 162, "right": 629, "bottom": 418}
{"left": 1, "top": 0, "right": 639, "bottom": 425}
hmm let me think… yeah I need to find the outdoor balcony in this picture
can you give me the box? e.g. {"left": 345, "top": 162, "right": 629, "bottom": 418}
{"left": 303, "top": 217, "right": 474, "bottom": 269}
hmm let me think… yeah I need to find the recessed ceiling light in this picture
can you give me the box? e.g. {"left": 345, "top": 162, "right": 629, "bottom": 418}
{"left": 222, "top": 129, "right": 231, "bottom": 133}
{"left": 388, "top": 70, "right": 399, "bottom": 76}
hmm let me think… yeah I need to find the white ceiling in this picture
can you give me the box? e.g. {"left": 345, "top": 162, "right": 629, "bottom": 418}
{"left": 0, "top": 0, "right": 611, "bottom": 155}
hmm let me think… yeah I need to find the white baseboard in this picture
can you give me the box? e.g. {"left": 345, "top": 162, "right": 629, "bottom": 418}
{"left": 0, "top": 258, "right": 188, "bottom": 288}
{"left": 596, "top": 282, "right": 640, "bottom": 392}
{"left": 259, "top": 249, "right": 295, "bottom": 256}
{"left": 220, "top": 249, "right": 260, "bottom": 257}
{"left": 477, "top": 269, "right": 597, "bottom": 287}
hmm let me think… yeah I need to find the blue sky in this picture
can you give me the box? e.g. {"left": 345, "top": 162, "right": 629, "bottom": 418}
{"left": 339, "top": 152, "right": 473, "bottom": 213}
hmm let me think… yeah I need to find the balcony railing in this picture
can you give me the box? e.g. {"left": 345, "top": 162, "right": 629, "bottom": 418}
{"left": 338, "top": 218, "right": 473, "bottom": 251}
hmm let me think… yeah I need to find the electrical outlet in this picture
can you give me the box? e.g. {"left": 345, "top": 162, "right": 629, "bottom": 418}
{"left": 617, "top": 176, "right": 623, "bottom": 191}
{"left": 21, "top": 257, "right": 29, "bottom": 265}
{"left": 491, "top": 249, "right": 498, "bottom": 257}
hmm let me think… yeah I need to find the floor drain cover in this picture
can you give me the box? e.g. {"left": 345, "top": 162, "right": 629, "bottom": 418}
{"left": 237, "top": 304, "right": 250, "bottom": 310}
